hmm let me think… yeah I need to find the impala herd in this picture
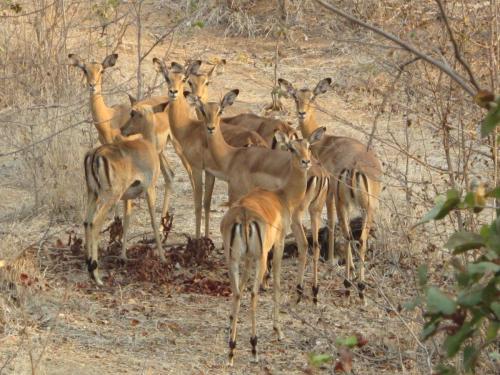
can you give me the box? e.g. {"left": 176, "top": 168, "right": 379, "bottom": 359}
{"left": 69, "top": 53, "right": 382, "bottom": 365}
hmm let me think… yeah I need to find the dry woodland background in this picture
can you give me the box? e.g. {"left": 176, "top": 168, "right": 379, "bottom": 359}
{"left": 0, "top": 0, "right": 498, "bottom": 374}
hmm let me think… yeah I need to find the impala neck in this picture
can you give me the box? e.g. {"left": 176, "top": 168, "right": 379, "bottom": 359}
{"left": 299, "top": 110, "right": 319, "bottom": 139}
{"left": 90, "top": 89, "right": 115, "bottom": 144}
{"left": 280, "top": 161, "right": 308, "bottom": 211}
{"left": 167, "top": 94, "right": 194, "bottom": 140}
{"left": 207, "top": 121, "right": 236, "bottom": 172}
{"left": 141, "top": 115, "right": 157, "bottom": 145}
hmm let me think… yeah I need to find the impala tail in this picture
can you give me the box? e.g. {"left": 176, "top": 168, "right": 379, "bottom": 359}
{"left": 337, "top": 168, "right": 377, "bottom": 218}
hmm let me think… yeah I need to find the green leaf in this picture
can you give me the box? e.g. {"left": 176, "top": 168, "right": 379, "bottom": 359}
{"left": 486, "top": 187, "right": 500, "bottom": 198}
{"left": 467, "top": 262, "right": 500, "bottom": 275}
{"left": 457, "top": 288, "right": 483, "bottom": 307}
{"left": 418, "top": 190, "right": 461, "bottom": 225}
{"left": 443, "top": 322, "right": 474, "bottom": 357}
{"left": 335, "top": 335, "right": 358, "bottom": 348}
{"left": 308, "top": 353, "right": 333, "bottom": 367}
{"left": 418, "top": 265, "right": 428, "bottom": 287}
{"left": 491, "top": 302, "right": 500, "bottom": 320}
{"left": 434, "top": 364, "right": 458, "bottom": 375}
{"left": 445, "top": 232, "right": 484, "bottom": 254}
{"left": 486, "top": 321, "right": 499, "bottom": 341}
{"left": 427, "top": 287, "right": 457, "bottom": 315}
{"left": 192, "top": 20, "right": 204, "bottom": 28}
{"left": 422, "top": 320, "right": 438, "bottom": 340}
{"left": 463, "top": 345, "right": 479, "bottom": 372}
{"left": 481, "top": 99, "right": 500, "bottom": 137}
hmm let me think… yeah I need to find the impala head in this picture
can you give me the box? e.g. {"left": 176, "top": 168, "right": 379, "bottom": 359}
{"left": 68, "top": 53, "right": 118, "bottom": 93}
{"left": 278, "top": 78, "right": 332, "bottom": 122}
{"left": 153, "top": 58, "right": 201, "bottom": 101}
{"left": 271, "top": 128, "right": 300, "bottom": 150}
{"left": 275, "top": 126, "right": 326, "bottom": 170}
{"left": 185, "top": 89, "right": 239, "bottom": 135}
{"left": 121, "top": 97, "right": 168, "bottom": 137}
{"left": 187, "top": 59, "right": 226, "bottom": 102}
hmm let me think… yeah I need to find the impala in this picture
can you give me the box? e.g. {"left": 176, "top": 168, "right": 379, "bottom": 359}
{"left": 279, "top": 77, "right": 382, "bottom": 299}
{"left": 186, "top": 60, "right": 297, "bottom": 146}
{"left": 187, "top": 90, "right": 330, "bottom": 303}
{"left": 221, "top": 130, "right": 322, "bottom": 365}
{"left": 152, "top": 58, "right": 266, "bottom": 238}
{"left": 84, "top": 102, "right": 167, "bottom": 285}
{"left": 69, "top": 53, "right": 174, "bottom": 219}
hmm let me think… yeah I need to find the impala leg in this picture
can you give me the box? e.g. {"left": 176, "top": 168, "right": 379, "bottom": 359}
{"left": 357, "top": 208, "right": 373, "bottom": 304}
{"left": 228, "top": 257, "right": 241, "bottom": 367}
{"left": 84, "top": 191, "right": 98, "bottom": 276}
{"left": 326, "top": 187, "right": 337, "bottom": 266}
{"left": 159, "top": 152, "right": 174, "bottom": 218}
{"left": 250, "top": 252, "right": 266, "bottom": 363}
{"left": 310, "top": 208, "right": 321, "bottom": 305}
{"left": 291, "top": 216, "right": 308, "bottom": 304}
{"left": 146, "top": 187, "right": 166, "bottom": 263}
{"left": 337, "top": 205, "right": 354, "bottom": 292}
{"left": 120, "top": 199, "right": 132, "bottom": 261}
{"left": 89, "top": 196, "right": 119, "bottom": 286}
{"left": 272, "top": 235, "right": 285, "bottom": 341}
{"left": 192, "top": 168, "right": 203, "bottom": 239}
{"left": 203, "top": 171, "right": 215, "bottom": 237}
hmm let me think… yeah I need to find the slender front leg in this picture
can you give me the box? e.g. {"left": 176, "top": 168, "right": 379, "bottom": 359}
{"left": 192, "top": 168, "right": 203, "bottom": 239}
{"left": 146, "top": 187, "right": 166, "bottom": 263}
{"left": 291, "top": 215, "right": 308, "bottom": 304}
{"left": 120, "top": 199, "right": 132, "bottom": 261}
{"left": 203, "top": 171, "right": 215, "bottom": 238}
{"left": 272, "top": 235, "right": 285, "bottom": 340}
{"left": 326, "top": 186, "right": 336, "bottom": 266}
{"left": 159, "top": 151, "right": 174, "bottom": 218}
{"left": 310, "top": 208, "right": 321, "bottom": 304}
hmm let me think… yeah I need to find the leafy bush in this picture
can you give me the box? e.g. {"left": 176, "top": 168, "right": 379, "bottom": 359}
{"left": 414, "top": 97, "right": 500, "bottom": 374}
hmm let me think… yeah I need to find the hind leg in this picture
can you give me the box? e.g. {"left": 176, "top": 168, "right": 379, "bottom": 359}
{"left": 159, "top": 152, "right": 174, "bottom": 219}
{"left": 120, "top": 199, "right": 132, "bottom": 261}
{"left": 326, "top": 187, "right": 337, "bottom": 266}
{"left": 272, "top": 235, "right": 285, "bottom": 340}
{"left": 250, "top": 254, "right": 266, "bottom": 363}
{"left": 203, "top": 172, "right": 215, "bottom": 238}
{"left": 146, "top": 186, "right": 166, "bottom": 263}
{"left": 291, "top": 215, "right": 308, "bottom": 304}
{"left": 310, "top": 208, "right": 321, "bottom": 304}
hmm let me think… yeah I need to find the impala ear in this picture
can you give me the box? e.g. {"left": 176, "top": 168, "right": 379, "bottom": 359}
{"left": 186, "top": 60, "right": 202, "bottom": 76}
{"left": 278, "top": 78, "right": 296, "bottom": 98}
{"left": 127, "top": 93, "right": 137, "bottom": 106}
{"left": 153, "top": 57, "right": 166, "bottom": 73}
{"left": 274, "top": 130, "right": 289, "bottom": 146}
{"left": 102, "top": 53, "right": 118, "bottom": 69}
{"left": 152, "top": 102, "right": 169, "bottom": 113}
{"left": 312, "top": 78, "right": 332, "bottom": 98}
{"left": 184, "top": 91, "right": 203, "bottom": 111}
{"left": 68, "top": 54, "right": 85, "bottom": 70}
{"left": 220, "top": 89, "right": 239, "bottom": 111}
{"left": 309, "top": 126, "right": 326, "bottom": 144}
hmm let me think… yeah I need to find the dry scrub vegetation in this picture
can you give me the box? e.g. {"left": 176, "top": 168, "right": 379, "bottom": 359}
{"left": 0, "top": 0, "right": 498, "bottom": 374}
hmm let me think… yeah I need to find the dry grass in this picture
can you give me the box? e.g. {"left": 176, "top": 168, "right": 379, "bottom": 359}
{"left": 0, "top": 0, "right": 498, "bottom": 374}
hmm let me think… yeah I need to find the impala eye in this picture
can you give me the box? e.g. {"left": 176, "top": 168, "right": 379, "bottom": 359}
{"left": 205, "top": 81, "right": 210, "bottom": 86}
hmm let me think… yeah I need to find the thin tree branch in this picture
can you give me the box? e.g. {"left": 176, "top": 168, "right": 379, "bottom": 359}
{"left": 367, "top": 57, "right": 420, "bottom": 150}
{"left": 434, "top": 0, "right": 481, "bottom": 91}
{"left": 139, "top": 16, "right": 188, "bottom": 63}
{"left": 314, "top": 0, "right": 477, "bottom": 97}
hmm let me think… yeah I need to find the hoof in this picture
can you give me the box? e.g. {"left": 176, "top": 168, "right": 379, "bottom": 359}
{"left": 227, "top": 357, "right": 234, "bottom": 367}
{"left": 250, "top": 354, "right": 259, "bottom": 363}
{"left": 274, "top": 326, "right": 284, "bottom": 341}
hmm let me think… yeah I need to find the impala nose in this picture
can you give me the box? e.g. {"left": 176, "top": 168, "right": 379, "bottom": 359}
{"left": 207, "top": 126, "right": 215, "bottom": 134}
{"left": 168, "top": 89, "right": 178, "bottom": 98}
{"left": 301, "top": 159, "right": 311, "bottom": 168}
{"left": 298, "top": 111, "right": 306, "bottom": 119}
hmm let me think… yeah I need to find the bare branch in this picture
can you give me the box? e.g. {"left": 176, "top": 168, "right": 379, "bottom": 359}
{"left": 434, "top": 0, "right": 481, "bottom": 92}
{"left": 314, "top": 0, "right": 477, "bottom": 97}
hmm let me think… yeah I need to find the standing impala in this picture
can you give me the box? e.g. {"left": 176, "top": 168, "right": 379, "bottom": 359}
{"left": 69, "top": 53, "right": 174, "bottom": 219}
{"left": 221, "top": 130, "right": 322, "bottom": 365}
{"left": 84, "top": 102, "right": 167, "bottom": 285}
{"left": 279, "top": 77, "right": 382, "bottom": 300}
{"left": 187, "top": 90, "right": 330, "bottom": 303}
{"left": 186, "top": 60, "right": 297, "bottom": 146}
{"left": 152, "top": 58, "right": 266, "bottom": 239}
